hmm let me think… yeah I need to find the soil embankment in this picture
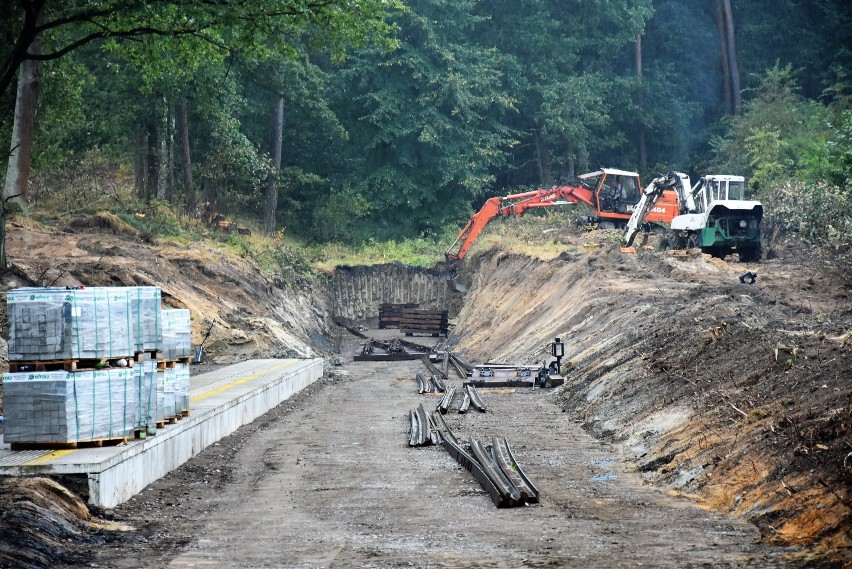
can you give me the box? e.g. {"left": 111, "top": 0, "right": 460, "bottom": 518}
{"left": 451, "top": 237, "right": 851, "bottom": 557}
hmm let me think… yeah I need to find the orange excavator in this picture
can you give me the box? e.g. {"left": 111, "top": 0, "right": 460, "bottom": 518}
{"left": 446, "top": 168, "right": 681, "bottom": 262}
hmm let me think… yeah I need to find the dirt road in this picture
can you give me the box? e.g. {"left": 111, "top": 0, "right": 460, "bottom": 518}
{"left": 82, "top": 330, "right": 799, "bottom": 568}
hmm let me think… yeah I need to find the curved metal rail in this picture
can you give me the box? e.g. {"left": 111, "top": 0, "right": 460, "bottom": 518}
{"left": 409, "top": 409, "right": 423, "bottom": 446}
{"left": 491, "top": 436, "right": 539, "bottom": 503}
{"left": 416, "top": 372, "right": 433, "bottom": 394}
{"left": 458, "top": 389, "right": 471, "bottom": 414}
{"left": 421, "top": 355, "right": 446, "bottom": 379}
{"left": 437, "top": 386, "right": 456, "bottom": 414}
{"left": 431, "top": 413, "right": 508, "bottom": 507}
{"left": 431, "top": 374, "right": 446, "bottom": 392}
{"left": 450, "top": 353, "right": 475, "bottom": 372}
{"left": 469, "top": 437, "right": 522, "bottom": 506}
{"left": 465, "top": 385, "right": 487, "bottom": 412}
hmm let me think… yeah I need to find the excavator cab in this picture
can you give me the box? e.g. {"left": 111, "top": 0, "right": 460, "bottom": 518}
{"left": 577, "top": 168, "right": 644, "bottom": 225}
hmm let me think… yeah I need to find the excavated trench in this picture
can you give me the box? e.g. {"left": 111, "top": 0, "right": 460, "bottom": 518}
{"left": 1, "top": 229, "right": 850, "bottom": 566}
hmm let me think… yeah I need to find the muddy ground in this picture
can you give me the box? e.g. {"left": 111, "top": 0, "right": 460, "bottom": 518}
{"left": 0, "top": 220, "right": 850, "bottom": 567}
{"left": 42, "top": 330, "right": 807, "bottom": 567}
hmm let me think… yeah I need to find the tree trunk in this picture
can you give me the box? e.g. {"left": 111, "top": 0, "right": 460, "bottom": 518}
{"left": 566, "top": 141, "right": 576, "bottom": 180}
{"left": 721, "top": 0, "right": 741, "bottom": 113}
{"left": 167, "top": 101, "right": 176, "bottom": 205}
{"left": 635, "top": 33, "right": 647, "bottom": 171}
{"left": 534, "top": 129, "right": 553, "bottom": 186}
{"left": 178, "top": 98, "right": 193, "bottom": 213}
{"left": 265, "top": 96, "right": 284, "bottom": 235}
{"left": 715, "top": 0, "right": 733, "bottom": 114}
{"left": 157, "top": 100, "right": 169, "bottom": 200}
{"left": 145, "top": 121, "right": 158, "bottom": 200}
{"left": 133, "top": 130, "right": 147, "bottom": 198}
{"left": 3, "top": 37, "right": 40, "bottom": 215}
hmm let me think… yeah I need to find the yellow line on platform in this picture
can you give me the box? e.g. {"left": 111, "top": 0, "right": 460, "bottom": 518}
{"left": 23, "top": 449, "right": 77, "bottom": 466}
{"left": 190, "top": 360, "right": 297, "bottom": 404}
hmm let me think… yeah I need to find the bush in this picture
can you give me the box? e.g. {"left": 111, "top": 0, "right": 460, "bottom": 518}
{"left": 763, "top": 180, "right": 852, "bottom": 267}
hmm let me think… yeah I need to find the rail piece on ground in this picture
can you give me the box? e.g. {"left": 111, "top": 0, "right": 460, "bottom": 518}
{"left": 431, "top": 374, "right": 446, "bottom": 392}
{"left": 469, "top": 437, "right": 523, "bottom": 506}
{"left": 449, "top": 353, "right": 475, "bottom": 373}
{"left": 408, "top": 404, "right": 433, "bottom": 447}
{"left": 437, "top": 386, "right": 457, "bottom": 414}
{"left": 466, "top": 385, "right": 487, "bottom": 412}
{"left": 431, "top": 412, "right": 508, "bottom": 507}
{"left": 354, "top": 338, "right": 432, "bottom": 361}
{"left": 448, "top": 354, "right": 469, "bottom": 379}
{"left": 458, "top": 388, "right": 471, "bottom": 414}
{"left": 421, "top": 355, "right": 446, "bottom": 379}
{"left": 335, "top": 320, "right": 369, "bottom": 339}
{"left": 442, "top": 351, "right": 450, "bottom": 377}
{"left": 491, "top": 436, "right": 539, "bottom": 503}
{"left": 416, "top": 372, "right": 433, "bottom": 394}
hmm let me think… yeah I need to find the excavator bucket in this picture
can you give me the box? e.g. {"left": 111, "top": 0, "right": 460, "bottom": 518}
{"left": 448, "top": 273, "right": 467, "bottom": 293}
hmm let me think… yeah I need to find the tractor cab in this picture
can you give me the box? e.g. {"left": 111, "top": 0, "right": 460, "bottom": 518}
{"left": 696, "top": 175, "right": 748, "bottom": 211}
{"left": 578, "top": 168, "right": 642, "bottom": 214}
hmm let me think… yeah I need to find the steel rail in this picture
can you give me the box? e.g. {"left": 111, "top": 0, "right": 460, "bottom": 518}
{"left": 469, "top": 437, "right": 522, "bottom": 506}
{"left": 426, "top": 408, "right": 441, "bottom": 445}
{"left": 421, "top": 355, "right": 445, "bottom": 379}
{"left": 437, "top": 386, "right": 456, "bottom": 414}
{"left": 442, "top": 351, "right": 450, "bottom": 378}
{"left": 458, "top": 389, "right": 471, "bottom": 413}
{"left": 408, "top": 409, "right": 422, "bottom": 446}
{"left": 491, "top": 436, "right": 539, "bottom": 503}
{"left": 431, "top": 412, "right": 508, "bottom": 507}
{"left": 431, "top": 374, "right": 446, "bottom": 392}
{"left": 415, "top": 372, "right": 433, "bottom": 394}
{"left": 448, "top": 356, "right": 469, "bottom": 379}
{"left": 450, "top": 353, "right": 475, "bottom": 372}
{"left": 465, "top": 384, "right": 487, "bottom": 412}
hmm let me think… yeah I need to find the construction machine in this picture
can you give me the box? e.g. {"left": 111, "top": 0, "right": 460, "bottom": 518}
{"left": 446, "top": 168, "right": 681, "bottom": 262}
{"left": 623, "top": 173, "right": 763, "bottom": 261}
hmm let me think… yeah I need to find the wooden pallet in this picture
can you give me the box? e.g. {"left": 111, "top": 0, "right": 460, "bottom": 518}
{"left": 157, "top": 360, "right": 177, "bottom": 370}
{"left": 399, "top": 308, "right": 448, "bottom": 337}
{"left": 379, "top": 303, "right": 420, "bottom": 329}
{"left": 8, "top": 357, "right": 136, "bottom": 372}
{"left": 10, "top": 436, "right": 131, "bottom": 451}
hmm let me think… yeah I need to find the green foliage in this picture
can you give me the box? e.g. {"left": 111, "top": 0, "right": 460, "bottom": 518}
{"left": 331, "top": 0, "right": 517, "bottom": 240}
{"left": 312, "top": 236, "right": 447, "bottom": 269}
{"left": 762, "top": 181, "right": 852, "bottom": 268}
{"left": 712, "top": 65, "right": 834, "bottom": 193}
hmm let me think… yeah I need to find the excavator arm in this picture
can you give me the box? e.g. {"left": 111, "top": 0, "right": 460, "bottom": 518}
{"left": 622, "top": 172, "right": 683, "bottom": 246}
{"left": 446, "top": 183, "right": 596, "bottom": 262}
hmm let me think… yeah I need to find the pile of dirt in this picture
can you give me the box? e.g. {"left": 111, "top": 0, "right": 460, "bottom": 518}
{"left": 450, "top": 236, "right": 851, "bottom": 562}
{"left": 1, "top": 220, "right": 332, "bottom": 371}
{"left": 0, "top": 477, "right": 132, "bottom": 568}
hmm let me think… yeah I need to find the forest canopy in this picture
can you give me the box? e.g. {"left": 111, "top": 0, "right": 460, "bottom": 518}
{"left": 1, "top": 0, "right": 850, "bottom": 255}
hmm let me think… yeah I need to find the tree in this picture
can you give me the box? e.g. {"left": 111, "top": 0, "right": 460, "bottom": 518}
{"left": 0, "top": 0, "right": 403, "bottom": 267}
{"left": 329, "top": 0, "right": 516, "bottom": 241}
{"left": 474, "top": 0, "right": 653, "bottom": 186}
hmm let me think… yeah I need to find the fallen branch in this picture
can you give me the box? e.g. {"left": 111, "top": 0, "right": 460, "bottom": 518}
{"left": 729, "top": 402, "right": 748, "bottom": 418}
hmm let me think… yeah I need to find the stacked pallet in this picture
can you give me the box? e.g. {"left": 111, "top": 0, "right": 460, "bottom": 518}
{"left": 400, "top": 308, "right": 449, "bottom": 337}
{"left": 2, "top": 286, "right": 193, "bottom": 447}
{"left": 378, "top": 303, "right": 419, "bottom": 329}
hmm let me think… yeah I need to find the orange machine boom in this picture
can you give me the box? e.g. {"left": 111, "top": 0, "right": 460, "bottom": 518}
{"left": 446, "top": 168, "right": 680, "bottom": 262}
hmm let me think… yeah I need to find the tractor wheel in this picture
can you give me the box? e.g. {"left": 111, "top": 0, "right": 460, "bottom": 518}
{"left": 738, "top": 245, "right": 762, "bottom": 262}
{"left": 686, "top": 234, "right": 699, "bottom": 249}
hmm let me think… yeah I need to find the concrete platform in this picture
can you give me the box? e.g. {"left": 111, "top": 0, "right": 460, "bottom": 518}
{"left": 0, "top": 358, "right": 323, "bottom": 507}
